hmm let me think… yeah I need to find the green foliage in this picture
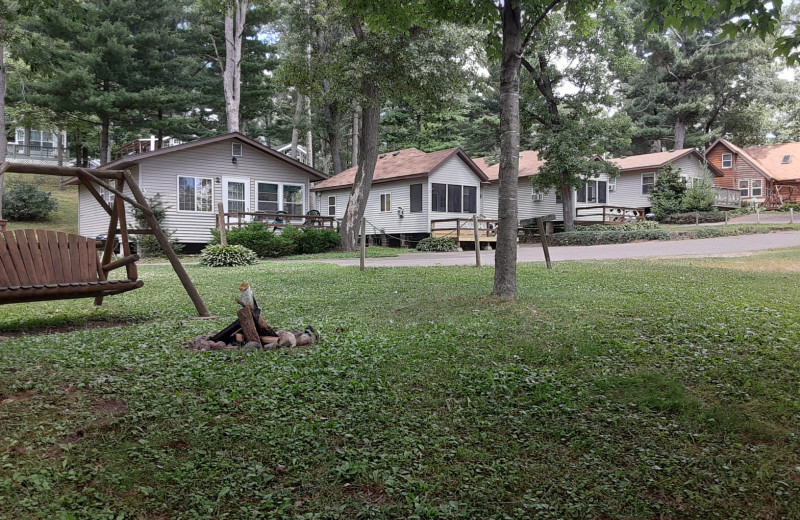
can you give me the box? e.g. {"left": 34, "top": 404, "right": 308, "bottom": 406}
{"left": 415, "top": 236, "right": 458, "bottom": 252}
{"left": 212, "top": 224, "right": 340, "bottom": 258}
{"left": 580, "top": 221, "right": 661, "bottom": 231}
{"left": 661, "top": 212, "right": 725, "bottom": 224}
{"left": 131, "top": 195, "right": 183, "bottom": 258}
{"left": 294, "top": 228, "right": 341, "bottom": 254}
{"left": 1, "top": 182, "right": 58, "bottom": 221}
{"left": 199, "top": 244, "right": 258, "bottom": 267}
{"left": 778, "top": 203, "right": 800, "bottom": 212}
{"left": 550, "top": 228, "right": 670, "bottom": 246}
{"left": 650, "top": 164, "right": 687, "bottom": 220}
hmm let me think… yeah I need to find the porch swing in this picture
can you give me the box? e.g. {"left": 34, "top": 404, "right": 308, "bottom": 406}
{"left": 0, "top": 162, "right": 211, "bottom": 317}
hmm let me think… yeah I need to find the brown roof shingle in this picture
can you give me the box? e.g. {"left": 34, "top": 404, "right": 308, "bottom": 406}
{"left": 474, "top": 151, "right": 545, "bottom": 181}
{"left": 741, "top": 142, "right": 800, "bottom": 182}
{"left": 610, "top": 148, "right": 702, "bottom": 172}
{"left": 311, "top": 147, "right": 487, "bottom": 191}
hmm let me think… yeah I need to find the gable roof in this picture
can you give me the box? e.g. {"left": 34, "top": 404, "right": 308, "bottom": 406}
{"left": 474, "top": 151, "right": 545, "bottom": 182}
{"left": 310, "top": 147, "right": 487, "bottom": 192}
{"left": 610, "top": 148, "right": 715, "bottom": 174}
{"left": 98, "top": 132, "right": 326, "bottom": 180}
{"left": 708, "top": 138, "right": 800, "bottom": 183}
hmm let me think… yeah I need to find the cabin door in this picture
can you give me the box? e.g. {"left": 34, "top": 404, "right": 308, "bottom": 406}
{"left": 223, "top": 177, "right": 250, "bottom": 216}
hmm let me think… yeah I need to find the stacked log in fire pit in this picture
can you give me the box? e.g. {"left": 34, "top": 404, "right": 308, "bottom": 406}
{"left": 187, "top": 282, "right": 318, "bottom": 351}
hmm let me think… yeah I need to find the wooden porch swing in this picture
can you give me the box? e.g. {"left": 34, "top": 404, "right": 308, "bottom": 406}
{"left": 0, "top": 162, "right": 211, "bottom": 317}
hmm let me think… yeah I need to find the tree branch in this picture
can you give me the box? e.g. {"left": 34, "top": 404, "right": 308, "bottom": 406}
{"left": 520, "top": 0, "right": 564, "bottom": 53}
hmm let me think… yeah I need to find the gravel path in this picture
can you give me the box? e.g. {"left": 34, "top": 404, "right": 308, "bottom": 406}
{"left": 313, "top": 231, "right": 800, "bottom": 268}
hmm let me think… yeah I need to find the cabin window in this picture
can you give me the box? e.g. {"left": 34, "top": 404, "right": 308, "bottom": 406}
{"left": 327, "top": 196, "right": 336, "bottom": 216}
{"left": 556, "top": 191, "right": 563, "bottom": 204}
{"left": 577, "top": 180, "right": 607, "bottom": 204}
{"left": 431, "top": 183, "right": 447, "bottom": 212}
{"left": 531, "top": 190, "right": 544, "bottom": 202}
{"left": 178, "top": 176, "right": 213, "bottom": 212}
{"left": 232, "top": 142, "right": 243, "bottom": 157}
{"left": 463, "top": 186, "right": 477, "bottom": 213}
{"left": 642, "top": 173, "right": 656, "bottom": 194}
{"left": 608, "top": 177, "right": 616, "bottom": 192}
{"left": 721, "top": 153, "right": 732, "bottom": 169}
{"left": 751, "top": 179, "right": 763, "bottom": 197}
{"left": 380, "top": 193, "right": 392, "bottom": 212}
{"left": 283, "top": 184, "right": 304, "bottom": 215}
{"left": 410, "top": 183, "right": 423, "bottom": 212}
{"left": 738, "top": 180, "right": 750, "bottom": 197}
{"left": 226, "top": 181, "right": 246, "bottom": 213}
{"left": 257, "top": 183, "right": 279, "bottom": 212}
{"left": 447, "top": 185, "right": 462, "bottom": 213}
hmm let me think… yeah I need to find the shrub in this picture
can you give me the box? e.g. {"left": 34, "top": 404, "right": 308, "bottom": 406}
{"left": 778, "top": 203, "right": 800, "bottom": 212}
{"left": 581, "top": 221, "right": 661, "bottom": 231}
{"left": 1, "top": 182, "right": 58, "bottom": 221}
{"left": 550, "top": 229, "right": 670, "bottom": 246}
{"left": 200, "top": 244, "right": 258, "bottom": 267}
{"left": 681, "top": 184, "right": 716, "bottom": 213}
{"left": 131, "top": 194, "right": 183, "bottom": 257}
{"left": 650, "top": 165, "right": 687, "bottom": 220}
{"left": 294, "top": 228, "right": 341, "bottom": 254}
{"left": 661, "top": 211, "right": 725, "bottom": 224}
{"left": 416, "top": 236, "right": 459, "bottom": 252}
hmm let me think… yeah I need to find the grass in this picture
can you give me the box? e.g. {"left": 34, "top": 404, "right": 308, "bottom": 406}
{"left": 1, "top": 249, "right": 800, "bottom": 519}
{"left": 661, "top": 223, "right": 800, "bottom": 232}
{"left": 282, "top": 246, "right": 418, "bottom": 260}
{"left": 3, "top": 173, "right": 79, "bottom": 235}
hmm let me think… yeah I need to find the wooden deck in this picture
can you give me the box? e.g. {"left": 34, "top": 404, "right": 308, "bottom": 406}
{"left": 430, "top": 217, "right": 499, "bottom": 244}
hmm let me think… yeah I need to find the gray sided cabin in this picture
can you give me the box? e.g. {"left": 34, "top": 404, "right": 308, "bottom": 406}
{"left": 70, "top": 133, "right": 326, "bottom": 250}
{"left": 311, "top": 147, "right": 489, "bottom": 247}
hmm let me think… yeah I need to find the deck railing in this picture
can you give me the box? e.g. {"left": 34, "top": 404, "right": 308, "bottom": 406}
{"left": 575, "top": 205, "right": 646, "bottom": 225}
{"left": 430, "top": 217, "right": 499, "bottom": 242}
{"left": 713, "top": 187, "right": 741, "bottom": 208}
{"left": 6, "top": 144, "right": 70, "bottom": 164}
{"left": 219, "top": 211, "right": 337, "bottom": 230}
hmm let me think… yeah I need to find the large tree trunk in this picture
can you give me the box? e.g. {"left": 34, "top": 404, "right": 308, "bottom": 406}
{"left": 561, "top": 182, "right": 575, "bottom": 231}
{"left": 223, "top": 0, "right": 246, "bottom": 133}
{"left": 305, "top": 96, "right": 313, "bottom": 167}
{"left": 493, "top": 2, "right": 522, "bottom": 300}
{"left": 650, "top": 139, "right": 662, "bottom": 153}
{"left": 0, "top": 20, "right": 6, "bottom": 220}
{"left": 291, "top": 92, "right": 302, "bottom": 160}
{"left": 100, "top": 117, "right": 110, "bottom": 165}
{"left": 340, "top": 80, "right": 379, "bottom": 251}
{"left": 673, "top": 118, "right": 686, "bottom": 150}
{"left": 351, "top": 106, "right": 360, "bottom": 168}
{"left": 328, "top": 129, "right": 342, "bottom": 174}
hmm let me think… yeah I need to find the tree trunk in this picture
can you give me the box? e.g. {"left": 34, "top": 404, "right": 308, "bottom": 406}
{"left": 352, "top": 106, "right": 359, "bottom": 168}
{"left": 493, "top": 2, "right": 522, "bottom": 300}
{"left": 223, "top": 0, "right": 246, "bottom": 133}
{"left": 100, "top": 117, "right": 110, "bottom": 165}
{"left": 157, "top": 108, "right": 163, "bottom": 149}
{"left": 305, "top": 96, "right": 313, "bottom": 167}
{"left": 340, "top": 80, "right": 379, "bottom": 251}
{"left": 561, "top": 182, "right": 575, "bottom": 231}
{"left": 329, "top": 129, "right": 342, "bottom": 174}
{"left": 673, "top": 118, "right": 685, "bottom": 150}
{"left": 650, "top": 139, "right": 662, "bottom": 153}
{"left": 0, "top": 20, "right": 6, "bottom": 220}
{"left": 291, "top": 92, "right": 302, "bottom": 160}
{"left": 24, "top": 126, "right": 31, "bottom": 155}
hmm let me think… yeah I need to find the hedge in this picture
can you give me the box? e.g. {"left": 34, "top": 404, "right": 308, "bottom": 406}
{"left": 660, "top": 211, "right": 725, "bottom": 224}
{"left": 416, "top": 236, "right": 459, "bottom": 252}
{"left": 211, "top": 223, "right": 340, "bottom": 258}
{"left": 550, "top": 229, "right": 670, "bottom": 246}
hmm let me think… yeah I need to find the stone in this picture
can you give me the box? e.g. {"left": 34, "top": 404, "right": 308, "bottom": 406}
{"left": 295, "top": 334, "right": 313, "bottom": 346}
{"left": 277, "top": 331, "right": 297, "bottom": 347}
{"left": 242, "top": 341, "right": 261, "bottom": 351}
{"left": 213, "top": 341, "right": 228, "bottom": 350}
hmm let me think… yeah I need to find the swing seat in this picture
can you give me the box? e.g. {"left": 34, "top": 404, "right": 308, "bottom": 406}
{"left": 0, "top": 229, "right": 143, "bottom": 305}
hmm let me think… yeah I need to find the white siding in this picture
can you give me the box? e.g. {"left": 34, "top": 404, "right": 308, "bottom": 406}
{"left": 610, "top": 155, "right": 704, "bottom": 209}
{"left": 427, "top": 155, "right": 483, "bottom": 231}
{"left": 482, "top": 178, "right": 563, "bottom": 220}
{"left": 139, "top": 140, "right": 317, "bottom": 243}
{"left": 78, "top": 166, "right": 139, "bottom": 239}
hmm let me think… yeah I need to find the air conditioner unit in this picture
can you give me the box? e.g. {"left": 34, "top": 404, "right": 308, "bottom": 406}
{"left": 232, "top": 142, "right": 243, "bottom": 157}
{"left": 531, "top": 191, "right": 543, "bottom": 202}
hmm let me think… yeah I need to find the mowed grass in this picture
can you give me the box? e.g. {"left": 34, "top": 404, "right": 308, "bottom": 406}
{"left": 1, "top": 249, "right": 799, "bottom": 519}
{"left": 3, "top": 172, "right": 79, "bottom": 234}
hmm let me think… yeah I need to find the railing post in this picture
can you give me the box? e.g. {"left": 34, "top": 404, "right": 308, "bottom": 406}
{"left": 217, "top": 202, "right": 227, "bottom": 246}
{"left": 473, "top": 214, "right": 481, "bottom": 267}
{"left": 790, "top": 208, "right": 794, "bottom": 224}
{"left": 536, "top": 217, "right": 552, "bottom": 269}
{"left": 756, "top": 207, "right": 760, "bottom": 224}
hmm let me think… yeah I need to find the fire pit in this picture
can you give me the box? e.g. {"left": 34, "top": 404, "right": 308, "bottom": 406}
{"left": 187, "top": 282, "right": 319, "bottom": 351}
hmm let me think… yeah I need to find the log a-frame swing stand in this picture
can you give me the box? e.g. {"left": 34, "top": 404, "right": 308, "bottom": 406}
{"left": 0, "top": 162, "right": 212, "bottom": 317}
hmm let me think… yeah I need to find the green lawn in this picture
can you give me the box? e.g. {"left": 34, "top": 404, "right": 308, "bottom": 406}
{"left": 1, "top": 250, "right": 799, "bottom": 519}
{"left": 3, "top": 172, "right": 79, "bottom": 235}
{"left": 282, "top": 246, "right": 418, "bottom": 260}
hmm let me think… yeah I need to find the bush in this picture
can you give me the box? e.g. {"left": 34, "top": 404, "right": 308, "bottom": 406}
{"left": 200, "top": 244, "right": 258, "bottom": 267}
{"left": 650, "top": 165, "right": 687, "bottom": 221}
{"left": 1, "top": 182, "right": 58, "bottom": 221}
{"left": 550, "top": 229, "right": 670, "bottom": 246}
{"left": 681, "top": 184, "right": 716, "bottom": 213}
{"left": 778, "top": 203, "right": 800, "bottom": 212}
{"left": 294, "top": 228, "right": 341, "bottom": 254}
{"left": 211, "top": 223, "right": 340, "bottom": 258}
{"left": 132, "top": 194, "right": 183, "bottom": 257}
{"left": 416, "top": 236, "right": 459, "bottom": 252}
{"left": 660, "top": 211, "right": 725, "bottom": 224}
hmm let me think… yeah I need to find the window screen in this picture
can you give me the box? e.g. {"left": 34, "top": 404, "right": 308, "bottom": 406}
{"left": 463, "top": 186, "right": 477, "bottom": 213}
{"left": 431, "top": 183, "right": 447, "bottom": 212}
{"left": 447, "top": 184, "right": 462, "bottom": 213}
{"left": 410, "top": 184, "right": 423, "bottom": 212}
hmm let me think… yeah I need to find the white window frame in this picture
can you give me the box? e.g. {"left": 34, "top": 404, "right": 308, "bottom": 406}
{"left": 751, "top": 178, "right": 763, "bottom": 197}
{"left": 232, "top": 142, "right": 243, "bottom": 157}
{"left": 222, "top": 176, "right": 250, "bottom": 214}
{"left": 738, "top": 179, "right": 750, "bottom": 198}
{"left": 608, "top": 177, "right": 616, "bottom": 192}
{"left": 327, "top": 195, "right": 336, "bottom": 216}
{"left": 256, "top": 182, "right": 280, "bottom": 213}
{"left": 642, "top": 173, "right": 656, "bottom": 195}
{"left": 721, "top": 153, "right": 733, "bottom": 169}
{"left": 256, "top": 181, "right": 306, "bottom": 216}
{"left": 177, "top": 175, "right": 214, "bottom": 213}
{"left": 380, "top": 193, "right": 392, "bottom": 212}
{"left": 282, "top": 183, "right": 305, "bottom": 216}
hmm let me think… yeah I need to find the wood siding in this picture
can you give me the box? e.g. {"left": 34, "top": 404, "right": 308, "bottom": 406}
{"left": 707, "top": 142, "right": 737, "bottom": 189}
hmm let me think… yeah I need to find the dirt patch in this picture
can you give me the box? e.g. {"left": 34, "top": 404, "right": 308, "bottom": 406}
{"left": 0, "top": 390, "right": 36, "bottom": 405}
{"left": 344, "top": 483, "right": 393, "bottom": 507}
{"left": 0, "top": 319, "right": 145, "bottom": 338}
{"left": 165, "top": 440, "right": 189, "bottom": 450}
{"left": 92, "top": 398, "right": 128, "bottom": 415}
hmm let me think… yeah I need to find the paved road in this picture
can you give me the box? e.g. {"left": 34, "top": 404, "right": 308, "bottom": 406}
{"left": 316, "top": 231, "right": 800, "bottom": 268}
